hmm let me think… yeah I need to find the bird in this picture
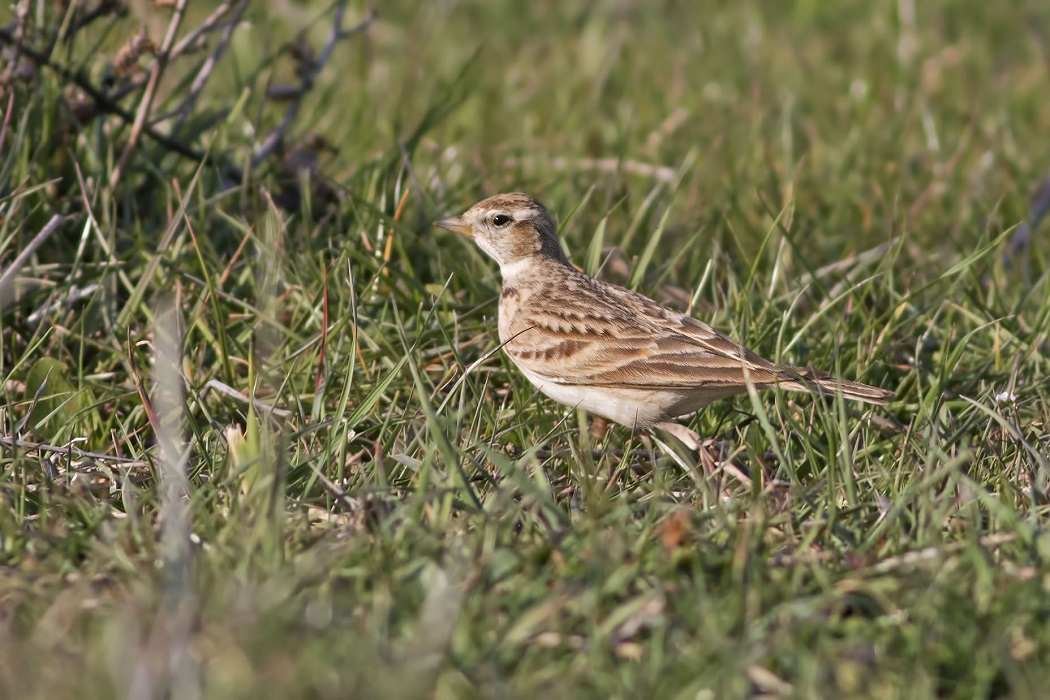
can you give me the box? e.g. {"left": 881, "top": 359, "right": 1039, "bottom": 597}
{"left": 434, "top": 193, "right": 893, "bottom": 434}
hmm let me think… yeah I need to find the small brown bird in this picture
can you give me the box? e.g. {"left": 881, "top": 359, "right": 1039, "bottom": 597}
{"left": 435, "top": 193, "right": 892, "bottom": 432}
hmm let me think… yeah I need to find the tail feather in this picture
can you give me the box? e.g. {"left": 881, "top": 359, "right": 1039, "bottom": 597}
{"left": 779, "top": 366, "right": 894, "bottom": 406}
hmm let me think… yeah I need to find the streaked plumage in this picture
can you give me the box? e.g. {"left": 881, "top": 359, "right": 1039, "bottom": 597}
{"left": 435, "top": 193, "right": 892, "bottom": 430}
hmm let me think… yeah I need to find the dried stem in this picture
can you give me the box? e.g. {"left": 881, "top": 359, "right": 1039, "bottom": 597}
{"left": 0, "top": 26, "right": 207, "bottom": 162}
{"left": 0, "top": 1, "right": 375, "bottom": 198}
{"left": 168, "top": 0, "right": 251, "bottom": 136}
{"left": 252, "top": 5, "right": 377, "bottom": 166}
{"left": 0, "top": 435, "right": 145, "bottom": 466}
{"left": 0, "top": 214, "right": 67, "bottom": 307}
{"left": 109, "top": 0, "right": 190, "bottom": 189}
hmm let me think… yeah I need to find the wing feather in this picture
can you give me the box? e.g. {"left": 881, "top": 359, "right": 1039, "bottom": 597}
{"left": 501, "top": 270, "right": 784, "bottom": 390}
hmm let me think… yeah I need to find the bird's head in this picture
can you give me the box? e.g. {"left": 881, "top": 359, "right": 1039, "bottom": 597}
{"left": 434, "top": 193, "right": 566, "bottom": 275}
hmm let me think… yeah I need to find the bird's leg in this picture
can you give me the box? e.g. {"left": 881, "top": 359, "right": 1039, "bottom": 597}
{"left": 584, "top": 415, "right": 622, "bottom": 487}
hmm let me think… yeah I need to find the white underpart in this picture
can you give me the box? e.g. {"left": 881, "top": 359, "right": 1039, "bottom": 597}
{"left": 517, "top": 366, "right": 668, "bottom": 430}
{"left": 499, "top": 258, "right": 532, "bottom": 278}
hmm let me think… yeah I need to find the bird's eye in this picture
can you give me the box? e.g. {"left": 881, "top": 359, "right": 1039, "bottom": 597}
{"left": 491, "top": 214, "right": 512, "bottom": 227}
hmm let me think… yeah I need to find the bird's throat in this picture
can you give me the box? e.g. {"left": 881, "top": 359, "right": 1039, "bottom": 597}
{"left": 499, "top": 257, "right": 535, "bottom": 279}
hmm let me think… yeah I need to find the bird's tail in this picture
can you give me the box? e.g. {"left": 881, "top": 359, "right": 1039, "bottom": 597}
{"left": 778, "top": 366, "right": 894, "bottom": 406}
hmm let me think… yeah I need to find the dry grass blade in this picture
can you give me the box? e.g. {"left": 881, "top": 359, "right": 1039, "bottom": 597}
{"left": 125, "top": 300, "right": 201, "bottom": 700}
{"left": 0, "top": 214, "right": 66, "bottom": 309}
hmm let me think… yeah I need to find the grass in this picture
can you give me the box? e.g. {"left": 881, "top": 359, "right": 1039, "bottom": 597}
{"left": 1, "top": 0, "right": 1049, "bottom": 697}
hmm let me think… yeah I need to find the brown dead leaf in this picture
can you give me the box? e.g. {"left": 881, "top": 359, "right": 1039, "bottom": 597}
{"left": 656, "top": 509, "right": 690, "bottom": 552}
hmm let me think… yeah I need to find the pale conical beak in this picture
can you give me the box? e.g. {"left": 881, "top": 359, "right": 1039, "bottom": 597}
{"left": 434, "top": 216, "right": 472, "bottom": 238}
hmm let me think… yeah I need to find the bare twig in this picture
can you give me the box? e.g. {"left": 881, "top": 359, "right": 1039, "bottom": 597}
{"left": 26, "top": 282, "right": 100, "bottom": 325}
{"left": 0, "top": 214, "right": 66, "bottom": 308}
{"left": 0, "top": 1, "right": 375, "bottom": 188}
{"left": 252, "top": 5, "right": 377, "bottom": 166}
{"left": 168, "top": 0, "right": 241, "bottom": 60}
{"left": 0, "top": 27, "right": 207, "bottom": 162}
{"left": 168, "top": 0, "right": 251, "bottom": 136}
{"left": 60, "top": 0, "right": 129, "bottom": 46}
{"left": 795, "top": 237, "right": 902, "bottom": 290}
{"left": 0, "top": 435, "right": 145, "bottom": 466}
{"left": 85, "top": 1, "right": 250, "bottom": 125}
{"left": 109, "top": 0, "right": 190, "bottom": 189}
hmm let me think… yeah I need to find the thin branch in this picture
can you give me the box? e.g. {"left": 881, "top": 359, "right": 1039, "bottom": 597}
{"left": 169, "top": 0, "right": 251, "bottom": 136}
{"left": 252, "top": 5, "right": 377, "bottom": 166}
{"left": 109, "top": 0, "right": 190, "bottom": 189}
{"left": 82, "top": 2, "right": 250, "bottom": 126}
{"left": 27, "top": 282, "right": 100, "bottom": 325}
{"left": 60, "top": 0, "right": 129, "bottom": 46}
{"left": 0, "top": 27, "right": 207, "bottom": 163}
{"left": 0, "top": 435, "right": 145, "bottom": 466}
{"left": 168, "top": 0, "right": 241, "bottom": 60}
{"left": 0, "top": 2, "right": 375, "bottom": 184}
